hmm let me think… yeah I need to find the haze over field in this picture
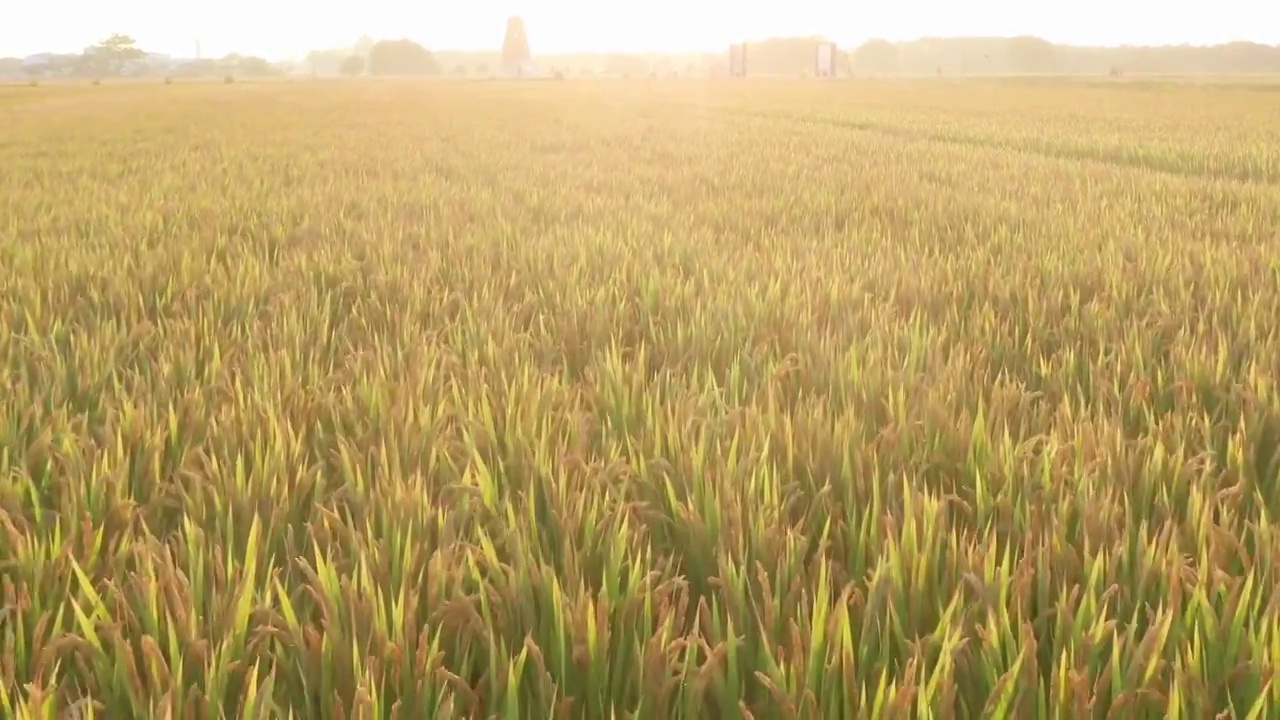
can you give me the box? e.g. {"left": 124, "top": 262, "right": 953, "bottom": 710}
{"left": 3, "top": 0, "right": 1274, "bottom": 60}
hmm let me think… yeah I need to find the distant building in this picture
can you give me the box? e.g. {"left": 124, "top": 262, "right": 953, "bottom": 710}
{"left": 501, "top": 17, "right": 535, "bottom": 77}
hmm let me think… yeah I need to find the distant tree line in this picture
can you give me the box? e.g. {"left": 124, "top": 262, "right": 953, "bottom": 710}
{"left": 401, "top": 37, "right": 1280, "bottom": 79}
{"left": 440, "top": 37, "right": 1280, "bottom": 77}
{"left": 2, "top": 34, "right": 283, "bottom": 79}
{"left": 12, "top": 34, "right": 1276, "bottom": 81}
{"left": 311, "top": 37, "right": 442, "bottom": 77}
{"left": 741, "top": 36, "right": 1280, "bottom": 76}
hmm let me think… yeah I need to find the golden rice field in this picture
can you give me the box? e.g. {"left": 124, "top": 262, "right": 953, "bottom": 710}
{"left": 2, "top": 77, "right": 1280, "bottom": 719}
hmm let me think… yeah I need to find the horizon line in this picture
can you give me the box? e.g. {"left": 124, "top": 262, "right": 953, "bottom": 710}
{"left": 7, "top": 34, "right": 1279, "bottom": 63}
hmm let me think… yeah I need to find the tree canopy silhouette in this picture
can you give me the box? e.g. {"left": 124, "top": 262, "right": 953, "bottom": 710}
{"left": 340, "top": 55, "right": 365, "bottom": 76}
{"left": 87, "top": 33, "right": 145, "bottom": 76}
{"left": 368, "top": 39, "right": 440, "bottom": 76}
{"left": 1007, "top": 36, "right": 1058, "bottom": 73}
{"left": 853, "top": 39, "right": 899, "bottom": 73}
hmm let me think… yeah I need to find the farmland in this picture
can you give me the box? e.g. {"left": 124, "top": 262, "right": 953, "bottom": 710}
{"left": 1, "top": 77, "right": 1279, "bottom": 718}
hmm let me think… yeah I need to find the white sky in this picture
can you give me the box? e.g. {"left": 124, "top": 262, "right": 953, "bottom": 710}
{"left": 1, "top": 0, "right": 1274, "bottom": 60}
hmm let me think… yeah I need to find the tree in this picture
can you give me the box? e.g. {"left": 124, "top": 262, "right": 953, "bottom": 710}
{"left": 852, "top": 39, "right": 899, "bottom": 74}
{"left": 89, "top": 33, "right": 145, "bottom": 76}
{"left": 340, "top": 55, "right": 366, "bottom": 76}
{"left": 353, "top": 36, "right": 375, "bottom": 57}
{"left": 367, "top": 39, "right": 440, "bottom": 76}
{"left": 838, "top": 50, "right": 854, "bottom": 76}
{"left": 216, "top": 53, "right": 276, "bottom": 77}
{"left": 239, "top": 56, "right": 276, "bottom": 76}
{"left": 1006, "top": 36, "right": 1057, "bottom": 74}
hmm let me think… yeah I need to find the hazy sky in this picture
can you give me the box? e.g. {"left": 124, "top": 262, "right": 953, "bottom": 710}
{"left": 2, "top": 0, "right": 1274, "bottom": 60}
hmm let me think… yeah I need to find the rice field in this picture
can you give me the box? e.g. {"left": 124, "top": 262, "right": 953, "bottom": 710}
{"left": 2, "top": 77, "right": 1279, "bottom": 719}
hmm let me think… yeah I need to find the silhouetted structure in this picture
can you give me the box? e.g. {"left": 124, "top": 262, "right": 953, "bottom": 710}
{"left": 502, "top": 17, "right": 534, "bottom": 76}
{"left": 815, "top": 42, "right": 837, "bottom": 77}
{"left": 729, "top": 43, "right": 747, "bottom": 77}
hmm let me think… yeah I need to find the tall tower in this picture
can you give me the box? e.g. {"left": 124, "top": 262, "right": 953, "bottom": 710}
{"left": 501, "top": 17, "right": 532, "bottom": 76}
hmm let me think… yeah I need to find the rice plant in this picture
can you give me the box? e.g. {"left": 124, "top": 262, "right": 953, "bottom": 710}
{"left": 1, "top": 77, "right": 1278, "bottom": 719}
